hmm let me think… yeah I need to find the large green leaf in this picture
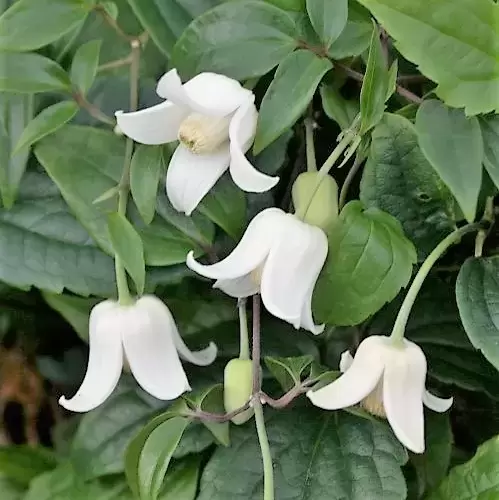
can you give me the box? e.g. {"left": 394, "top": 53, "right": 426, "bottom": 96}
{"left": 415, "top": 100, "right": 483, "bottom": 223}
{"left": 0, "top": 446, "right": 57, "bottom": 486}
{"left": 198, "top": 406, "right": 407, "bottom": 500}
{"left": 306, "top": 0, "right": 347, "bottom": 49}
{"left": 355, "top": 0, "right": 499, "bottom": 115}
{"left": 0, "top": 93, "right": 33, "bottom": 207}
{"left": 159, "top": 456, "right": 200, "bottom": 500}
{"left": 127, "top": 0, "right": 221, "bottom": 57}
{"left": 428, "top": 434, "right": 499, "bottom": 500}
{"left": 0, "top": 476, "right": 23, "bottom": 500}
{"left": 0, "top": 52, "right": 71, "bottom": 93}
{"left": 0, "top": 171, "right": 116, "bottom": 296}
{"left": 456, "top": 256, "right": 499, "bottom": 371}
{"left": 360, "top": 113, "right": 456, "bottom": 258}
{"left": 320, "top": 85, "right": 359, "bottom": 131}
{"left": 254, "top": 49, "right": 332, "bottom": 153}
{"left": 480, "top": 115, "right": 499, "bottom": 191}
{"left": 313, "top": 200, "right": 416, "bottom": 326}
{"left": 172, "top": 0, "right": 299, "bottom": 80}
{"left": 0, "top": 0, "right": 91, "bottom": 51}
{"left": 70, "top": 39, "right": 101, "bottom": 94}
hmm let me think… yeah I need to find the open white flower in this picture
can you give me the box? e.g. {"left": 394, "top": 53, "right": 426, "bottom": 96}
{"left": 59, "top": 295, "right": 217, "bottom": 412}
{"left": 186, "top": 208, "right": 328, "bottom": 334}
{"left": 307, "top": 335, "right": 453, "bottom": 453}
{"left": 116, "top": 69, "right": 278, "bottom": 215}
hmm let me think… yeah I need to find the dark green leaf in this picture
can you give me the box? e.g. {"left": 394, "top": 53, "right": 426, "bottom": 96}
{"left": 386, "top": 59, "right": 398, "bottom": 100}
{"left": 198, "top": 173, "right": 246, "bottom": 239}
{"left": 0, "top": 0, "right": 91, "bottom": 51}
{"left": 264, "top": 0, "right": 305, "bottom": 11}
{"left": 172, "top": 0, "right": 299, "bottom": 80}
{"left": 254, "top": 49, "right": 332, "bottom": 153}
{"left": 107, "top": 212, "right": 146, "bottom": 296}
{"left": 0, "top": 52, "right": 71, "bottom": 93}
{"left": 360, "top": 113, "right": 456, "bottom": 258}
{"left": 130, "top": 145, "right": 166, "bottom": 225}
{"left": 264, "top": 355, "right": 314, "bottom": 391}
{"left": 427, "top": 434, "right": 499, "bottom": 500}
{"left": 159, "top": 456, "right": 200, "bottom": 500}
{"left": 0, "top": 446, "right": 57, "bottom": 486}
{"left": 479, "top": 115, "right": 499, "bottom": 191}
{"left": 320, "top": 84, "right": 359, "bottom": 130}
{"left": 198, "top": 406, "right": 407, "bottom": 500}
{"left": 313, "top": 200, "right": 416, "bottom": 326}
{"left": 13, "top": 101, "right": 78, "bottom": 154}
{"left": 359, "top": 25, "right": 388, "bottom": 134}
{"left": 70, "top": 39, "right": 101, "bottom": 94}
{"left": 0, "top": 475, "right": 23, "bottom": 500}
{"left": 0, "top": 93, "right": 33, "bottom": 207}
{"left": 456, "top": 256, "right": 499, "bottom": 371}
{"left": 306, "top": 0, "right": 347, "bottom": 48}
{"left": 415, "top": 100, "right": 483, "bottom": 222}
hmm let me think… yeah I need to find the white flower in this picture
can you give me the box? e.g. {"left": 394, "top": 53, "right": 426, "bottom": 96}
{"left": 59, "top": 295, "right": 217, "bottom": 412}
{"left": 116, "top": 69, "right": 278, "bottom": 215}
{"left": 186, "top": 208, "right": 328, "bottom": 334}
{"left": 307, "top": 335, "right": 453, "bottom": 453}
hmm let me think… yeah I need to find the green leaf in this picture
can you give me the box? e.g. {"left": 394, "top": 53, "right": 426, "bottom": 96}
{"left": 0, "top": 52, "right": 71, "bottom": 93}
{"left": 127, "top": 0, "right": 221, "bottom": 58}
{"left": 0, "top": 0, "right": 91, "bottom": 51}
{"left": 70, "top": 40, "right": 101, "bottom": 94}
{"left": 0, "top": 475, "right": 23, "bottom": 500}
{"left": 130, "top": 145, "right": 166, "bottom": 225}
{"left": 13, "top": 101, "right": 78, "bottom": 154}
{"left": 107, "top": 212, "right": 146, "bottom": 295}
{"left": 0, "top": 171, "right": 116, "bottom": 296}
{"left": 456, "top": 256, "right": 499, "bottom": 371}
{"left": 306, "top": 0, "right": 347, "bottom": 49}
{"left": 159, "top": 456, "right": 200, "bottom": 500}
{"left": 359, "top": 25, "right": 388, "bottom": 134}
{"left": 360, "top": 113, "right": 456, "bottom": 258}
{"left": 428, "top": 434, "right": 499, "bottom": 500}
{"left": 42, "top": 291, "right": 98, "bottom": 341}
{"left": 264, "top": 355, "right": 314, "bottom": 391}
{"left": 0, "top": 93, "right": 33, "bottom": 207}
{"left": 198, "top": 406, "right": 407, "bottom": 500}
{"left": 172, "top": 0, "right": 299, "bottom": 80}
{"left": 264, "top": 0, "right": 305, "bottom": 11}
{"left": 479, "top": 115, "right": 499, "bottom": 191}
{"left": 313, "top": 200, "right": 416, "bottom": 326}
{"left": 0, "top": 446, "right": 57, "bottom": 486}
{"left": 415, "top": 100, "right": 483, "bottom": 223}
{"left": 386, "top": 59, "right": 398, "bottom": 100}
{"left": 254, "top": 49, "right": 332, "bottom": 153}
{"left": 355, "top": 0, "right": 499, "bottom": 115}
{"left": 320, "top": 84, "right": 359, "bottom": 131}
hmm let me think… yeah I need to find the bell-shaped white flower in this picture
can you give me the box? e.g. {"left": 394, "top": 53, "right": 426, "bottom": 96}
{"left": 307, "top": 335, "right": 453, "bottom": 453}
{"left": 186, "top": 208, "right": 328, "bottom": 334}
{"left": 59, "top": 295, "right": 217, "bottom": 412}
{"left": 116, "top": 69, "right": 278, "bottom": 215}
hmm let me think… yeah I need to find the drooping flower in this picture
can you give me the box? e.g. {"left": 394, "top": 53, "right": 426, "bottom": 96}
{"left": 186, "top": 208, "right": 328, "bottom": 334}
{"left": 59, "top": 295, "right": 217, "bottom": 412}
{"left": 307, "top": 335, "right": 453, "bottom": 453}
{"left": 116, "top": 69, "right": 278, "bottom": 215}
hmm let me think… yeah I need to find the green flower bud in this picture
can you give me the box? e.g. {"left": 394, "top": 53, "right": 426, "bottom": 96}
{"left": 292, "top": 172, "right": 339, "bottom": 230}
{"left": 224, "top": 358, "right": 254, "bottom": 425}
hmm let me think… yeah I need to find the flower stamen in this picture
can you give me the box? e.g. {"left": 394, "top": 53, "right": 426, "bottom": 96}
{"left": 178, "top": 113, "right": 231, "bottom": 154}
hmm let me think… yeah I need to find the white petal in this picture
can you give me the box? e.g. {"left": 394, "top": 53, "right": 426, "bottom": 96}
{"left": 261, "top": 215, "right": 328, "bottom": 328}
{"left": 186, "top": 208, "right": 284, "bottom": 280}
{"left": 170, "top": 325, "right": 217, "bottom": 367}
{"left": 423, "top": 390, "right": 453, "bottom": 413}
{"left": 298, "top": 283, "right": 325, "bottom": 335}
{"left": 383, "top": 339, "right": 427, "bottom": 454}
{"left": 157, "top": 69, "right": 251, "bottom": 117}
{"left": 166, "top": 144, "right": 230, "bottom": 215}
{"left": 339, "top": 351, "right": 354, "bottom": 373}
{"left": 307, "top": 336, "right": 385, "bottom": 409}
{"left": 122, "top": 296, "right": 190, "bottom": 401}
{"left": 115, "top": 101, "right": 188, "bottom": 145}
{"left": 229, "top": 98, "right": 279, "bottom": 192}
{"left": 59, "top": 300, "right": 123, "bottom": 412}
{"left": 214, "top": 274, "right": 260, "bottom": 298}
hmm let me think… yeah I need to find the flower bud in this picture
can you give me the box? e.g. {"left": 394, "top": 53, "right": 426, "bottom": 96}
{"left": 292, "top": 172, "right": 338, "bottom": 230}
{"left": 224, "top": 358, "right": 254, "bottom": 425}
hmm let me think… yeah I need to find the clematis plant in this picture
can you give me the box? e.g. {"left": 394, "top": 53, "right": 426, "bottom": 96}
{"left": 307, "top": 335, "right": 452, "bottom": 453}
{"left": 59, "top": 295, "right": 217, "bottom": 412}
{"left": 116, "top": 69, "right": 278, "bottom": 215}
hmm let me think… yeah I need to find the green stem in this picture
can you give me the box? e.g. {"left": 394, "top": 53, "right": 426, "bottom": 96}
{"left": 304, "top": 117, "right": 317, "bottom": 172}
{"left": 238, "top": 298, "right": 250, "bottom": 360}
{"left": 390, "top": 223, "right": 483, "bottom": 342}
{"left": 254, "top": 400, "right": 274, "bottom": 500}
{"left": 339, "top": 153, "right": 364, "bottom": 209}
{"left": 474, "top": 196, "right": 494, "bottom": 257}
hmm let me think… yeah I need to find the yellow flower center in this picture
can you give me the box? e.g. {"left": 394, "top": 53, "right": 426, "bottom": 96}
{"left": 250, "top": 262, "right": 265, "bottom": 287}
{"left": 178, "top": 113, "right": 231, "bottom": 154}
{"left": 360, "top": 381, "right": 387, "bottom": 418}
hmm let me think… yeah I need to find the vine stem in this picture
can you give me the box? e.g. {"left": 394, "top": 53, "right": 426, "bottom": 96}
{"left": 390, "top": 223, "right": 483, "bottom": 342}
{"left": 95, "top": 4, "right": 134, "bottom": 41}
{"left": 252, "top": 295, "right": 274, "bottom": 500}
{"left": 474, "top": 196, "right": 494, "bottom": 257}
{"left": 238, "top": 298, "right": 250, "bottom": 360}
{"left": 304, "top": 116, "right": 317, "bottom": 172}
{"left": 339, "top": 153, "right": 364, "bottom": 209}
{"left": 72, "top": 92, "right": 115, "bottom": 126}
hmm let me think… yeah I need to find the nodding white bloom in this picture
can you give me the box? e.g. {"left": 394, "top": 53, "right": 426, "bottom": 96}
{"left": 59, "top": 295, "right": 217, "bottom": 412}
{"left": 186, "top": 208, "right": 328, "bottom": 334}
{"left": 116, "top": 69, "right": 278, "bottom": 215}
{"left": 307, "top": 336, "right": 453, "bottom": 453}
